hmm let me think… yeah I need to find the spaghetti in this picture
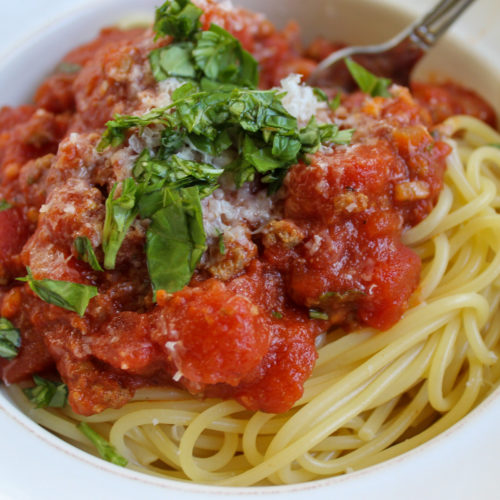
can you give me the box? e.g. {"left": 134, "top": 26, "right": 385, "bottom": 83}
{"left": 7, "top": 116, "right": 500, "bottom": 485}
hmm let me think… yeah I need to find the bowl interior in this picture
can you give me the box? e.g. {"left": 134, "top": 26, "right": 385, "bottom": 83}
{"left": 0, "top": 0, "right": 499, "bottom": 498}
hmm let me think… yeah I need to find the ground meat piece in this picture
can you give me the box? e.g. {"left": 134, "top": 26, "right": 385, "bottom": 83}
{"left": 208, "top": 226, "right": 257, "bottom": 280}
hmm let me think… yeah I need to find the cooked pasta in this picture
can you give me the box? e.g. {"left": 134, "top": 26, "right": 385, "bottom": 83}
{"left": 8, "top": 115, "right": 500, "bottom": 485}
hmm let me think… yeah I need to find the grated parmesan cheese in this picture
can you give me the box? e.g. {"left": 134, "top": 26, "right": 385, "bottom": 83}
{"left": 278, "top": 74, "right": 328, "bottom": 127}
{"left": 202, "top": 183, "right": 279, "bottom": 242}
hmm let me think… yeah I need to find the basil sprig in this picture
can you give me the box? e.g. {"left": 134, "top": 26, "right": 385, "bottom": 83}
{"left": 17, "top": 267, "right": 98, "bottom": 317}
{"left": 0, "top": 200, "right": 12, "bottom": 212}
{"left": 0, "top": 318, "right": 21, "bottom": 359}
{"left": 345, "top": 57, "right": 392, "bottom": 98}
{"left": 23, "top": 375, "right": 68, "bottom": 408}
{"left": 74, "top": 236, "right": 103, "bottom": 272}
{"left": 77, "top": 422, "right": 128, "bottom": 467}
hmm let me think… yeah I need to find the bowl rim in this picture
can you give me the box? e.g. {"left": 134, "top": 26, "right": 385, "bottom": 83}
{"left": 1, "top": 0, "right": 499, "bottom": 497}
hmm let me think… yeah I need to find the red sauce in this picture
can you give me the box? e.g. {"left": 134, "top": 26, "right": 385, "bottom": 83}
{"left": 0, "top": 1, "right": 495, "bottom": 415}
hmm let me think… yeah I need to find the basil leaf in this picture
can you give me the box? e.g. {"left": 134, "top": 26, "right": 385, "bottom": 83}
{"left": 313, "top": 87, "right": 329, "bottom": 102}
{"left": 77, "top": 422, "right": 128, "bottom": 467}
{"left": 218, "top": 233, "right": 226, "bottom": 255}
{"left": 102, "top": 179, "right": 139, "bottom": 270}
{"left": 309, "top": 309, "right": 329, "bottom": 320}
{"left": 154, "top": 0, "right": 202, "bottom": 41}
{"left": 146, "top": 186, "right": 206, "bottom": 294}
{"left": 23, "top": 375, "right": 68, "bottom": 408}
{"left": 17, "top": 267, "right": 98, "bottom": 317}
{"left": 98, "top": 107, "right": 174, "bottom": 151}
{"left": 0, "top": 200, "right": 12, "bottom": 212}
{"left": 488, "top": 143, "right": 500, "bottom": 149}
{"left": 193, "top": 24, "right": 258, "bottom": 88}
{"left": 0, "top": 318, "right": 21, "bottom": 359}
{"left": 133, "top": 149, "right": 222, "bottom": 210}
{"left": 227, "top": 89, "right": 297, "bottom": 134}
{"left": 158, "top": 129, "right": 186, "bottom": 158}
{"left": 74, "top": 236, "right": 103, "bottom": 272}
{"left": 242, "top": 135, "right": 285, "bottom": 173}
{"left": 299, "top": 117, "right": 354, "bottom": 154}
{"left": 149, "top": 43, "right": 197, "bottom": 81}
{"left": 188, "top": 129, "right": 231, "bottom": 156}
{"left": 272, "top": 134, "right": 302, "bottom": 162}
{"left": 271, "top": 310, "right": 283, "bottom": 319}
{"left": 329, "top": 93, "right": 342, "bottom": 111}
{"left": 345, "top": 57, "right": 392, "bottom": 98}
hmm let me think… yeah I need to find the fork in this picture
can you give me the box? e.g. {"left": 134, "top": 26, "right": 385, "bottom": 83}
{"left": 308, "top": 0, "right": 477, "bottom": 87}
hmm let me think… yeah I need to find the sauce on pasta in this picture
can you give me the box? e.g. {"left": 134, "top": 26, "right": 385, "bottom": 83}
{"left": 0, "top": 0, "right": 499, "bottom": 485}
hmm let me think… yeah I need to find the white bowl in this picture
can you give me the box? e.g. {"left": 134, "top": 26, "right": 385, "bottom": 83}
{"left": 1, "top": 1, "right": 499, "bottom": 498}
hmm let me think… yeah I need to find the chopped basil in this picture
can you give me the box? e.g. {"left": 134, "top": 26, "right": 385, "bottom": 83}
{"left": 0, "top": 200, "right": 12, "bottom": 212}
{"left": 271, "top": 310, "right": 283, "bottom": 319}
{"left": 149, "top": 43, "right": 197, "bottom": 81}
{"left": 299, "top": 117, "right": 354, "bottom": 154}
{"left": 313, "top": 87, "right": 328, "bottom": 102}
{"left": 23, "top": 375, "right": 68, "bottom": 408}
{"left": 146, "top": 186, "right": 206, "bottom": 294}
{"left": 74, "top": 236, "right": 103, "bottom": 272}
{"left": 154, "top": 0, "right": 203, "bottom": 40}
{"left": 345, "top": 57, "right": 392, "bottom": 98}
{"left": 488, "top": 143, "right": 500, "bottom": 149}
{"left": 17, "top": 267, "right": 98, "bottom": 317}
{"left": 97, "top": 107, "right": 174, "bottom": 152}
{"left": 96, "top": 0, "right": 358, "bottom": 295}
{"left": 151, "top": 1, "right": 258, "bottom": 88}
{"left": 217, "top": 230, "right": 226, "bottom": 255}
{"left": 309, "top": 309, "right": 329, "bottom": 320}
{"left": 0, "top": 318, "right": 21, "bottom": 359}
{"left": 193, "top": 24, "right": 258, "bottom": 88}
{"left": 102, "top": 179, "right": 140, "bottom": 270}
{"left": 133, "top": 150, "right": 222, "bottom": 200}
{"left": 329, "top": 93, "right": 342, "bottom": 111}
{"left": 77, "top": 422, "right": 128, "bottom": 467}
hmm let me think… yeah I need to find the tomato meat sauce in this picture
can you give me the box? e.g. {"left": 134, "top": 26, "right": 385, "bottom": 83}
{"left": 0, "top": 0, "right": 495, "bottom": 416}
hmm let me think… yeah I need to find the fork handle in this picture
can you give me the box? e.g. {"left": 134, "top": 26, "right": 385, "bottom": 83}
{"left": 409, "top": 0, "right": 477, "bottom": 49}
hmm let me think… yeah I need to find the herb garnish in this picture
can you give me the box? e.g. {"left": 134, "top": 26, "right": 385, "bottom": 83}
{"left": 271, "top": 310, "right": 283, "bottom": 319}
{"left": 77, "top": 422, "right": 128, "bottom": 467}
{"left": 0, "top": 318, "right": 21, "bottom": 359}
{"left": 74, "top": 236, "right": 103, "bottom": 272}
{"left": 154, "top": 0, "right": 203, "bottom": 40}
{"left": 345, "top": 57, "right": 392, "bottom": 98}
{"left": 97, "top": 0, "right": 355, "bottom": 295}
{"left": 0, "top": 200, "right": 12, "bottom": 212}
{"left": 17, "top": 267, "right": 98, "bottom": 317}
{"left": 217, "top": 230, "right": 226, "bottom": 255}
{"left": 102, "top": 179, "right": 140, "bottom": 270}
{"left": 23, "top": 375, "right": 68, "bottom": 408}
{"left": 146, "top": 186, "right": 206, "bottom": 294}
{"left": 151, "top": 1, "right": 258, "bottom": 88}
{"left": 309, "top": 309, "right": 329, "bottom": 321}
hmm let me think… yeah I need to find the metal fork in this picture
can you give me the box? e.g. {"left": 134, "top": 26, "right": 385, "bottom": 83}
{"left": 308, "top": 0, "right": 477, "bottom": 86}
